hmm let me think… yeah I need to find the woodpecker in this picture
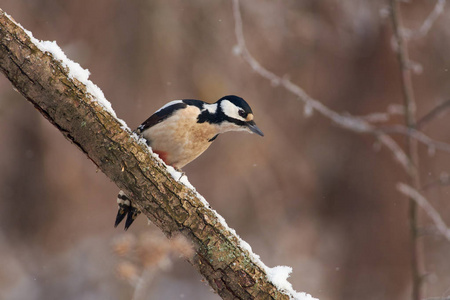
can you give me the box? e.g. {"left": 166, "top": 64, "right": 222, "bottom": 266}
{"left": 115, "top": 95, "right": 264, "bottom": 230}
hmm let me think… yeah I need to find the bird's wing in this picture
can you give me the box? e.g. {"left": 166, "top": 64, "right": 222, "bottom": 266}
{"left": 136, "top": 101, "right": 188, "bottom": 133}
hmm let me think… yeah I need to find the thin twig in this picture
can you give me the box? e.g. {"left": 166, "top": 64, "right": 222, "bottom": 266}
{"left": 232, "top": 0, "right": 369, "bottom": 131}
{"left": 232, "top": 1, "right": 448, "bottom": 299}
{"left": 390, "top": 1, "right": 423, "bottom": 299}
{"left": 405, "top": 0, "right": 447, "bottom": 40}
{"left": 231, "top": 0, "right": 411, "bottom": 173}
{"left": 376, "top": 125, "right": 450, "bottom": 153}
{"left": 375, "top": 133, "right": 411, "bottom": 170}
{"left": 231, "top": 1, "right": 448, "bottom": 299}
{"left": 358, "top": 104, "right": 404, "bottom": 122}
{"left": 421, "top": 172, "right": 450, "bottom": 191}
{"left": 390, "top": 2, "right": 417, "bottom": 126}
{"left": 232, "top": 0, "right": 450, "bottom": 176}
{"left": 397, "top": 183, "right": 450, "bottom": 242}
{"left": 416, "top": 99, "right": 450, "bottom": 130}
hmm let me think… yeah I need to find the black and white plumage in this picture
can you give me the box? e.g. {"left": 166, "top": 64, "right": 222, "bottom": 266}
{"left": 115, "top": 95, "right": 264, "bottom": 230}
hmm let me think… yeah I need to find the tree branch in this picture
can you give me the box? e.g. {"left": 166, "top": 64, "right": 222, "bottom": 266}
{"left": 376, "top": 124, "right": 450, "bottom": 153}
{"left": 404, "top": 0, "right": 446, "bottom": 40}
{"left": 0, "top": 9, "right": 315, "bottom": 300}
{"left": 416, "top": 99, "right": 450, "bottom": 130}
{"left": 231, "top": 0, "right": 414, "bottom": 174}
{"left": 397, "top": 183, "right": 450, "bottom": 242}
{"left": 231, "top": 0, "right": 450, "bottom": 298}
{"left": 389, "top": 1, "right": 423, "bottom": 299}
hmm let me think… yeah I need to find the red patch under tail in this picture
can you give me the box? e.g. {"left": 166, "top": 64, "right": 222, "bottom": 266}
{"left": 153, "top": 150, "right": 169, "bottom": 165}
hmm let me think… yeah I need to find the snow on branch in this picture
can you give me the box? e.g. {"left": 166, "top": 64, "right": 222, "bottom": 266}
{"left": 10, "top": 13, "right": 128, "bottom": 129}
{"left": 0, "top": 9, "right": 316, "bottom": 300}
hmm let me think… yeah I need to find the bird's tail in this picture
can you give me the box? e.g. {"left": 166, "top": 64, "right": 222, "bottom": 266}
{"left": 114, "top": 190, "right": 140, "bottom": 230}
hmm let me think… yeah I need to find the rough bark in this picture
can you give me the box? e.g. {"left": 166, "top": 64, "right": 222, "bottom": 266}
{"left": 0, "top": 9, "right": 291, "bottom": 300}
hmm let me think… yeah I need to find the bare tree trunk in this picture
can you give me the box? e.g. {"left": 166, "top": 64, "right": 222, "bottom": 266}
{"left": 0, "top": 9, "right": 305, "bottom": 300}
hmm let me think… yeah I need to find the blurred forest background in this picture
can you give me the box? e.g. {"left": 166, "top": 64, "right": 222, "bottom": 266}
{"left": 1, "top": 1, "right": 450, "bottom": 299}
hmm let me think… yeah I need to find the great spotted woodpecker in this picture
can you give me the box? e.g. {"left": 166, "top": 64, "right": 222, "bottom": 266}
{"left": 115, "top": 95, "right": 264, "bottom": 230}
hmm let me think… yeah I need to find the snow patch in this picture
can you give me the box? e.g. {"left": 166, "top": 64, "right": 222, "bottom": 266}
{"left": 267, "top": 266, "right": 294, "bottom": 292}
{"left": 166, "top": 168, "right": 317, "bottom": 300}
{"left": 166, "top": 167, "right": 212, "bottom": 208}
{"left": 266, "top": 266, "right": 316, "bottom": 300}
{"left": 239, "top": 239, "right": 316, "bottom": 299}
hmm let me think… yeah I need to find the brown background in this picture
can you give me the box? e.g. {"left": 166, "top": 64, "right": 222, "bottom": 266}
{"left": 1, "top": 1, "right": 450, "bottom": 299}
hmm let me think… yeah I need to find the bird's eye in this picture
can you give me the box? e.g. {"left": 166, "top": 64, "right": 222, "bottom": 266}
{"left": 238, "top": 110, "right": 247, "bottom": 118}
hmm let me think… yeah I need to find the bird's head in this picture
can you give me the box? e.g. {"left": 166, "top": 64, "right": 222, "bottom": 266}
{"left": 214, "top": 95, "right": 264, "bottom": 136}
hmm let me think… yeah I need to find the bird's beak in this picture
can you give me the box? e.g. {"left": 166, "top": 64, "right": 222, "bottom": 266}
{"left": 247, "top": 121, "right": 264, "bottom": 136}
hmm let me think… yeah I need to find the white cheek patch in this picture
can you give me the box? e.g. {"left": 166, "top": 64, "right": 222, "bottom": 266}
{"left": 220, "top": 100, "right": 246, "bottom": 121}
{"left": 203, "top": 103, "right": 218, "bottom": 114}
